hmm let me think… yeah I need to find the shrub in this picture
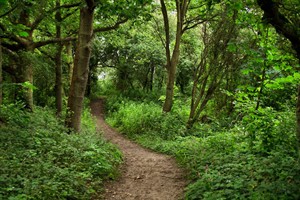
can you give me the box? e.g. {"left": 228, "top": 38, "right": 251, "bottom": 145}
{"left": 106, "top": 99, "right": 186, "bottom": 140}
{"left": 242, "top": 106, "right": 297, "bottom": 155}
{"left": 105, "top": 96, "right": 300, "bottom": 200}
{"left": 0, "top": 105, "right": 122, "bottom": 200}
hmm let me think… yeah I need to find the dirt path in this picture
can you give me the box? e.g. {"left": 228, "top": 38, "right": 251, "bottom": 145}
{"left": 90, "top": 99, "right": 187, "bottom": 200}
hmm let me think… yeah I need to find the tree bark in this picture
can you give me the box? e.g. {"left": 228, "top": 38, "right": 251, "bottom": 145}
{"left": 0, "top": 39, "right": 2, "bottom": 105}
{"left": 14, "top": 52, "right": 34, "bottom": 111}
{"left": 55, "top": 45, "right": 63, "bottom": 116}
{"left": 15, "top": 8, "right": 34, "bottom": 111}
{"left": 66, "top": 42, "right": 74, "bottom": 85}
{"left": 161, "top": 0, "right": 187, "bottom": 112}
{"left": 65, "top": 1, "right": 94, "bottom": 132}
{"left": 149, "top": 63, "right": 155, "bottom": 91}
{"left": 55, "top": 0, "right": 63, "bottom": 116}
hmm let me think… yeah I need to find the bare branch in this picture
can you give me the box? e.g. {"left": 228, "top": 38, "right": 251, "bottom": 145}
{"left": 152, "top": 17, "right": 166, "bottom": 49}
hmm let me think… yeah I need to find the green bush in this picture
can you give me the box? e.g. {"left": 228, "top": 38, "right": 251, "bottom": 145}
{"left": 242, "top": 106, "right": 297, "bottom": 154}
{"left": 105, "top": 96, "right": 300, "bottom": 200}
{"left": 185, "top": 150, "right": 300, "bottom": 200}
{"left": 0, "top": 105, "right": 122, "bottom": 200}
{"left": 106, "top": 99, "right": 186, "bottom": 140}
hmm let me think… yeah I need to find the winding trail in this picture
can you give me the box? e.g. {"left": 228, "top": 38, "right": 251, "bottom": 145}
{"left": 90, "top": 99, "right": 187, "bottom": 200}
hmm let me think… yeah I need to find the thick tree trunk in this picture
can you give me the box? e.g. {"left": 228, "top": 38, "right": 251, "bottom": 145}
{"left": 55, "top": 0, "right": 63, "bottom": 116}
{"left": 65, "top": 4, "right": 94, "bottom": 132}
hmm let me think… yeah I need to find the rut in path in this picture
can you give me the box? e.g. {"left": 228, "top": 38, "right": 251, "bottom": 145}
{"left": 90, "top": 99, "right": 187, "bottom": 200}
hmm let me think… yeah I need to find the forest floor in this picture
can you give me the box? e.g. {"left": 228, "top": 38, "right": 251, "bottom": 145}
{"left": 90, "top": 99, "right": 187, "bottom": 200}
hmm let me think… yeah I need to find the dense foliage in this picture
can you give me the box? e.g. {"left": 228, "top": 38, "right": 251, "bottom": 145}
{"left": 0, "top": 103, "right": 122, "bottom": 199}
{"left": 105, "top": 94, "right": 300, "bottom": 199}
{"left": 1, "top": 0, "right": 300, "bottom": 199}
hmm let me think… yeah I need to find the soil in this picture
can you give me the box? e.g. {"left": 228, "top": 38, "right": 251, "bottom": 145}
{"left": 90, "top": 99, "right": 187, "bottom": 200}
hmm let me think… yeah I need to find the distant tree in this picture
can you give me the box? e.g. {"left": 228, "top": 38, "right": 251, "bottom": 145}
{"left": 187, "top": 7, "right": 241, "bottom": 128}
{"left": 159, "top": 0, "right": 217, "bottom": 112}
{"left": 66, "top": 0, "right": 152, "bottom": 132}
{"left": 0, "top": 1, "right": 78, "bottom": 110}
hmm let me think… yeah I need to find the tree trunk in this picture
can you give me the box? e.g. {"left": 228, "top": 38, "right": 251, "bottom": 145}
{"left": 14, "top": 9, "right": 34, "bottom": 111}
{"left": 0, "top": 39, "right": 2, "bottom": 105}
{"left": 163, "top": 59, "right": 177, "bottom": 112}
{"left": 66, "top": 42, "right": 74, "bottom": 86}
{"left": 55, "top": 0, "right": 63, "bottom": 116}
{"left": 15, "top": 54, "right": 34, "bottom": 111}
{"left": 187, "top": 11, "right": 238, "bottom": 129}
{"left": 65, "top": 3, "right": 94, "bottom": 132}
{"left": 149, "top": 63, "right": 155, "bottom": 91}
{"left": 25, "top": 64, "right": 34, "bottom": 110}
{"left": 161, "top": 0, "right": 185, "bottom": 112}
{"left": 55, "top": 45, "right": 63, "bottom": 116}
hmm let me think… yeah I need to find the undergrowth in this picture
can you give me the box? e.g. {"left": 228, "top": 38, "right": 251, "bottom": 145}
{"left": 0, "top": 102, "right": 122, "bottom": 200}
{"left": 105, "top": 94, "right": 300, "bottom": 200}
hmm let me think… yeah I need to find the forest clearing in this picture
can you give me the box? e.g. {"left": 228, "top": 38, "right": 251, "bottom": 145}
{"left": 1, "top": 0, "right": 300, "bottom": 199}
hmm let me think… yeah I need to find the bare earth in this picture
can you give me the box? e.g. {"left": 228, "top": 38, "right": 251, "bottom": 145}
{"left": 90, "top": 99, "right": 187, "bottom": 200}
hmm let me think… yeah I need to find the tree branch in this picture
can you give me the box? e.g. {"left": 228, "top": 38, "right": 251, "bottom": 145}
{"left": 257, "top": 0, "right": 300, "bottom": 58}
{"left": 152, "top": 17, "right": 166, "bottom": 49}
{"left": 0, "top": 4, "right": 18, "bottom": 18}
{"left": 160, "top": 0, "right": 171, "bottom": 68}
{"left": 30, "top": 2, "right": 81, "bottom": 32}
{"left": 93, "top": 18, "right": 128, "bottom": 33}
{"left": 33, "top": 37, "right": 77, "bottom": 49}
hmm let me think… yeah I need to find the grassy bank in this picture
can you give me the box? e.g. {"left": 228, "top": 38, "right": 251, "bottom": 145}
{"left": 0, "top": 102, "right": 122, "bottom": 199}
{"left": 105, "top": 95, "right": 300, "bottom": 200}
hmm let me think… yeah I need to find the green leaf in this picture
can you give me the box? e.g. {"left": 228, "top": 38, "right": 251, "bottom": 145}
{"left": 18, "top": 31, "right": 29, "bottom": 37}
{"left": 158, "top": 95, "right": 166, "bottom": 102}
{"left": 21, "top": 81, "right": 37, "bottom": 90}
{"left": 227, "top": 43, "right": 237, "bottom": 52}
{"left": 293, "top": 72, "right": 300, "bottom": 80}
{"left": 241, "top": 69, "right": 251, "bottom": 75}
